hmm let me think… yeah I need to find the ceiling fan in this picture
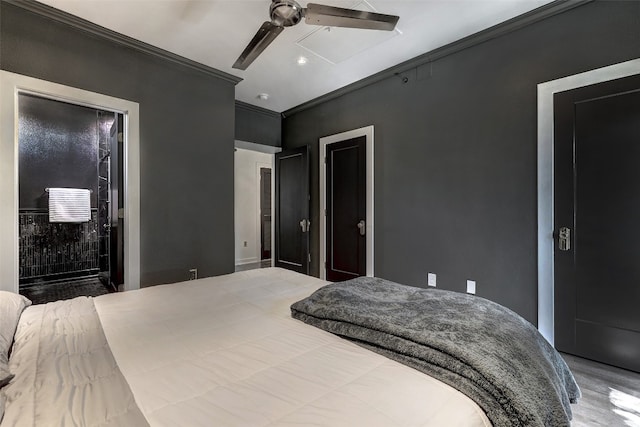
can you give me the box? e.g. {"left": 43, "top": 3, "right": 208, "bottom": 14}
{"left": 233, "top": 1, "right": 400, "bottom": 70}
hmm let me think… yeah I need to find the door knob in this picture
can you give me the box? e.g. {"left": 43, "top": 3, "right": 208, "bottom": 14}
{"left": 300, "top": 219, "right": 310, "bottom": 233}
{"left": 558, "top": 227, "right": 570, "bottom": 251}
{"left": 357, "top": 220, "right": 366, "bottom": 236}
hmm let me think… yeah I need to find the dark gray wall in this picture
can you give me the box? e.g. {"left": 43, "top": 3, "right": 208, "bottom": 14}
{"left": 1, "top": 2, "right": 237, "bottom": 286}
{"left": 282, "top": 0, "right": 640, "bottom": 324}
{"left": 235, "top": 101, "right": 281, "bottom": 147}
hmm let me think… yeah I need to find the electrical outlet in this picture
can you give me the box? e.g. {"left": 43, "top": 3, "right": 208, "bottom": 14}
{"left": 427, "top": 272, "right": 437, "bottom": 287}
{"left": 466, "top": 280, "right": 476, "bottom": 294}
{"left": 189, "top": 268, "right": 198, "bottom": 280}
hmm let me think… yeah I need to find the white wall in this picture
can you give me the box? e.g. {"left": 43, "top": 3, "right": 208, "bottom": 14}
{"left": 234, "top": 148, "right": 272, "bottom": 265}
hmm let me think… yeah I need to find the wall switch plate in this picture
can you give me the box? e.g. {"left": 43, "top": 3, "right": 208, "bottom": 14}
{"left": 428, "top": 273, "right": 437, "bottom": 287}
{"left": 466, "top": 280, "right": 476, "bottom": 294}
{"left": 189, "top": 268, "right": 198, "bottom": 280}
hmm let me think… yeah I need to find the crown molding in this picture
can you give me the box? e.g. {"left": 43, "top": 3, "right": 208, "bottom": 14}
{"left": 282, "top": 0, "right": 592, "bottom": 118}
{"left": 2, "top": 0, "right": 242, "bottom": 85}
{"left": 235, "top": 100, "right": 281, "bottom": 119}
{"left": 234, "top": 140, "right": 282, "bottom": 154}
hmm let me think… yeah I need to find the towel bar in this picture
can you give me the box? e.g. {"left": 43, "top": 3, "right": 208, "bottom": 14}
{"left": 45, "top": 188, "right": 93, "bottom": 193}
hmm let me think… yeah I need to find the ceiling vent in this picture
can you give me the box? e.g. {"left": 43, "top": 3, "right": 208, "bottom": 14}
{"left": 296, "top": 1, "right": 401, "bottom": 65}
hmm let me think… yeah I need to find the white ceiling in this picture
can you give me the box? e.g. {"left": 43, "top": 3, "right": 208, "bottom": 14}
{"left": 37, "top": 0, "right": 553, "bottom": 112}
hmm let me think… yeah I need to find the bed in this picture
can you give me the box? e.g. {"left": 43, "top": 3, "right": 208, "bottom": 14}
{"left": 0, "top": 267, "right": 579, "bottom": 426}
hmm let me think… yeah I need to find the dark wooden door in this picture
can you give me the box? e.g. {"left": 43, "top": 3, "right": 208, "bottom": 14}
{"left": 326, "top": 136, "right": 366, "bottom": 282}
{"left": 275, "top": 146, "right": 309, "bottom": 274}
{"left": 554, "top": 73, "right": 640, "bottom": 372}
{"left": 260, "top": 167, "right": 272, "bottom": 260}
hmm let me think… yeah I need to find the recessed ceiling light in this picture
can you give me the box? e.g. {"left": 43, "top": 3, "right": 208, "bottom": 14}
{"left": 257, "top": 93, "right": 269, "bottom": 100}
{"left": 297, "top": 56, "right": 308, "bottom": 65}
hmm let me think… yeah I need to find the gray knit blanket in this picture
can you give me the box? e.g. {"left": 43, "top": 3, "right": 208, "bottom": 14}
{"left": 291, "top": 277, "right": 580, "bottom": 427}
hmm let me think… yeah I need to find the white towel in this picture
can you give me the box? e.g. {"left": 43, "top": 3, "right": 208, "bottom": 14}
{"left": 48, "top": 188, "right": 91, "bottom": 223}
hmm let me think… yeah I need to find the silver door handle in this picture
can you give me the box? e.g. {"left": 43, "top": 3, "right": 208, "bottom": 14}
{"left": 357, "top": 220, "right": 366, "bottom": 236}
{"left": 300, "top": 219, "right": 310, "bottom": 233}
{"left": 558, "top": 227, "right": 570, "bottom": 251}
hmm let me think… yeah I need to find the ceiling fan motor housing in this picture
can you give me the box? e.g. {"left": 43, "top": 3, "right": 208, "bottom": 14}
{"left": 270, "top": 0, "right": 304, "bottom": 27}
{"left": 233, "top": 0, "right": 399, "bottom": 70}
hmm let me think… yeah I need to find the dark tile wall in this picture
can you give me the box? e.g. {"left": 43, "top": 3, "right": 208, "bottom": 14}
{"left": 18, "top": 93, "right": 99, "bottom": 209}
{"left": 19, "top": 210, "right": 99, "bottom": 281}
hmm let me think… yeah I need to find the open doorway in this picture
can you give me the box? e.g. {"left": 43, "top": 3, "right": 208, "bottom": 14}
{"left": 0, "top": 70, "right": 140, "bottom": 295}
{"left": 17, "top": 94, "right": 124, "bottom": 304}
{"left": 234, "top": 141, "right": 280, "bottom": 272}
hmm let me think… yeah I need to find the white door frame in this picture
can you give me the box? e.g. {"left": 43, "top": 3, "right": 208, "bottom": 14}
{"left": 537, "top": 58, "right": 640, "bottom": 345}
{"left": 319, "top": 125, "right": 374, "bottom": 280}
{"left": 0, "top": 70, "right": 141, "bottom": 292}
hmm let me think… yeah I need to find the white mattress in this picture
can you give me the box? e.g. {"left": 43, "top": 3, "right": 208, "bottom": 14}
{"left": 94, "top": 268, "right": 491, "bottom": 426}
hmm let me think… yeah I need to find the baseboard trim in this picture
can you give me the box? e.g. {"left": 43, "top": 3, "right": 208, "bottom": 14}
{"left": 235, "top": 258, "right": 259, "bottom": 266}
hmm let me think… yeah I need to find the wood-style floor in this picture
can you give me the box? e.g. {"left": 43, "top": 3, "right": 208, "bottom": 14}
{"left": 562, "top": 353, "right": 640, "bottom": 426}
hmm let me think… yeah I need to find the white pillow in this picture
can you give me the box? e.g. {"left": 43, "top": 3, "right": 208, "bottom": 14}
{"left": 0, "top": 291, "right": 31, "bottom": 387}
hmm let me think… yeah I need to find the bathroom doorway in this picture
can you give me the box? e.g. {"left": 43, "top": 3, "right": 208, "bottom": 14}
{"left": 17, "top": 93, "right": 123, "bottom": 303}
{"left": 234, "top": 141, "right": 280, "bottom": 272}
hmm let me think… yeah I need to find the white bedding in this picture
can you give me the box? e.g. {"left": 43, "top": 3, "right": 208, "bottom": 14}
{"left": 94, "top": 268, "right": 491, "bottom": 426}
{"left": 2, "top": 297, "right": 148, "bottom": 426}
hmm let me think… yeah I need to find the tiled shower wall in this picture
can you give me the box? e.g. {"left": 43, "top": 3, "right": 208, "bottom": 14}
{"left": 18, "top": 94, "right": 113, "bottom": 283}
{"left": 19, "top": 210, "right": 99, "bottom": 280}
{"left": 19, "top": 209, "right": 98, "bottom": 280}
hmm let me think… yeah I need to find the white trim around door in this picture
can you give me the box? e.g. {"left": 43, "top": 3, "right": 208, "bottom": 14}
{"left": 537, "top": 58, "right": 640, "bottom": 345}
{"left": 0, "top": 70, "right": 141, "bottom": 293}
{"left": 319, "top": 125, "right": 374, "bottom": 280}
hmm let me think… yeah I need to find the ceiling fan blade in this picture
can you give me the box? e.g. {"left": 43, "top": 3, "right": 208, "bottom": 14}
{"left": 233, "top": 22, "right": 284, "bottom": 70}
{"left": 304, "top": 3, "right": 399, "bottom": 31}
